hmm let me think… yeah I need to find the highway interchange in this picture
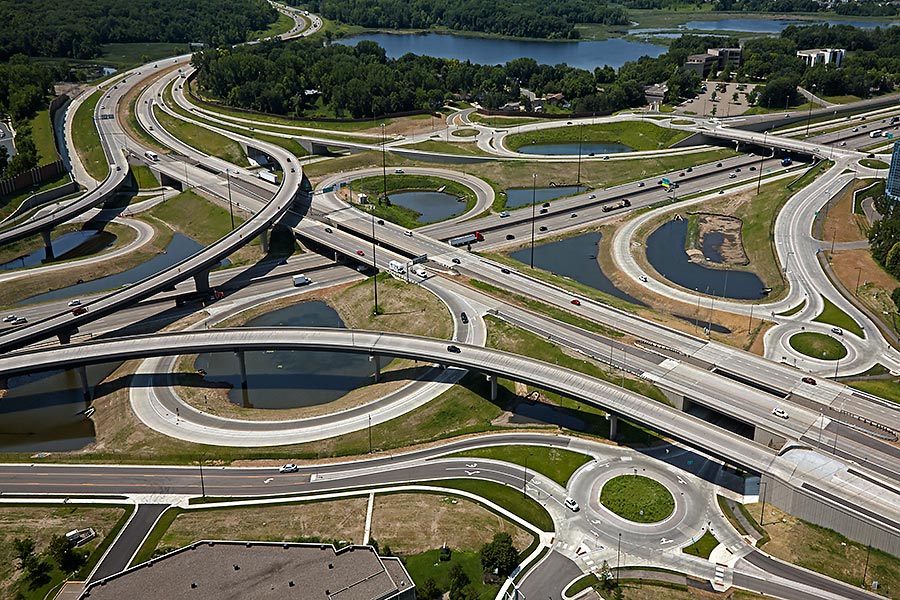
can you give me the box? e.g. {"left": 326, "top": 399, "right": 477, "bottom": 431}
{"left": 2, "top": 5, "right": 900, "bottom": 599}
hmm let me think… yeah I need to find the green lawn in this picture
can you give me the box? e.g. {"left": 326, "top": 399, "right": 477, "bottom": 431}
{"left": 148, "top": 189, "right": 245, "bottom": 246}
{"left": 505, "top": 121, "right": 689, "bottom": 152}
{"left": 821, "top": 95, "right": 862, "bottom": 104}
{"left": 847, "top": 379, "right": 900, "bottom": 404}
{"left": 72, "top": 89, "right": 108, "bottom": 181}
{"left": 448, "top": 445, "right": 592, "bottom": 487}
{"left": 565, "top": 573, "right": 600, "bottom": 597}
{"left": 777, "top": 300, "right": 806, "bottom": 317}
{"left": 813, "top": 297, "right": 864, "bottom": 337}
{"left": 405, "top": 549, "right": 499, "bottom": 600}
{"left": 130, "top": 507, "right": 183, "bottom": 566}
{"left": 403, "top": 139, "right": 493, "bottom": 157}
{"left": 130, "top": 165, "right": 159, "bottom": 189}
{"left": 468, "top": 114, "right": 545, "bottom": 128}
{"left": 788, "top": 332, "right": 847, "bottom": 360}
{"left": 251, "top": 11, "right": 295, "bottom": 39}
{"left": 859, "top": 158, "right": 889, "bottom": 169}
{"left": 153, "top": 106, "right": 249, "bottom": 167}
{"left": 599, "top": 475, "right": 675, "bottom": 523}
{"left": 451, "top": 128, "right": 479, "bottom": 137}
{"left": 28, "top": 109, "right": 58, "bottom": 164}
{"left": 683, "top": 530, "right": 719, "bottom": 558}
{"left": 434, "top": 479, "right": 554, "bottom": 531}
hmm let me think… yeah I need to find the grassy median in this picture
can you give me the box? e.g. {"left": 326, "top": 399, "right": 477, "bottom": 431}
{"left": 72, "top": 89, "right": 108, "bottom": 181}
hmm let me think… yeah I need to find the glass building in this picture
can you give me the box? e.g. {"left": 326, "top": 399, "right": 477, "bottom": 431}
{"left": 888, "top": 141, "right": 900, "bottom": 202}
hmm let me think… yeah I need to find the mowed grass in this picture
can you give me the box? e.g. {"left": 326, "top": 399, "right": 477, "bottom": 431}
{"left": 153, "top": 105, "right": 249, "bottom": 167}
{"left": 405, "top": 548, "right": 499, "bottom": 600}
{"left": 505, "top": 121, "right": 690, "bottom": 152}
{"left": 448, "top": 445, "right": 592, "bottom": 487}
{"left": 813, "top": 296, "right": 864, "bottom": 337}
{"left": 352, "top": 174, "right": 476, "bottom": 228}
{"left": 433, "top": 479, "right": 554, "bottom": 531}
{"left": 788, "top": 332, "right": 847, "bottom": 360}
{"left": 72, "top": 89, "right": 108, "bottom": 180}
{"left": 28, "top": 109, "right": 58, "bottom": 164}
{"left": 599, "top": 475, "right": 674, "bottom": 523}
{"left": 98, "top": 42, "right": 188, "bottom": 69}
{"left": 251, "top": 11, "right": 295, "bottom": 39}
{"left": 682, "top": 530, "right": 719, "bottom": 558}
{"left": 847, "top": 379, "right": 900, "bottom": 404}
{"left": 859, "top": 158, "right": 889, "bottom": 169}
{"left": 130, "top": 165, "right": 159, "bottom": 189}
{"left": 403, "top": 139, "right": 494, "bottom": 157}
{"left": 148, "top": 189, "right": 245, "bottom": 247}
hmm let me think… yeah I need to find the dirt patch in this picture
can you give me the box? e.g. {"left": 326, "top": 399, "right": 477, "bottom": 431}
{"left": 820, "top": 180, "right": 872, "bottom": 244}
{"left": 159, "top": 499, "right": 368, "bottom": 551}
{"left": 691, "top": 213, "right": 749, "bottom": 266}
{"left": 370, "top": 493, "right": 532, "bottom": 555}
{"left": 829, "top": 249, "right": 900, "bottom": 334}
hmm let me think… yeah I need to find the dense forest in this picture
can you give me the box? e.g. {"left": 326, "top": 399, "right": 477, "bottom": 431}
{"left": 868, "top": 196, "right": 900, "bottom": 310}
{"left": 0, "top": 0, "right": 276, "bottom": 61}
{"left": 192, "top": 35, "right": 735, "bottom": 118}
{"left": 308, "top": 0, "right": 628, "bottom": 39}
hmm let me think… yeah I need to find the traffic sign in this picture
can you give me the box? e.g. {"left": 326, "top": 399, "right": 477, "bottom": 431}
{"left": 411, "top": 254, "right": 428, "bottom": 265}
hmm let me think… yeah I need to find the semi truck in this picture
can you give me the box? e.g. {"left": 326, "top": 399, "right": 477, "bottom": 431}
{"left": 389, "top": 260, "right": 406, "bottom": 274}
{"left": 292, "top": 274, "right": 312, "bottom": 286}
{"left": 448, "top": 232, "right": 484, "bottom": 247}
{"left": 175, "top": 289, "right": 224, "bottom": 307}
{"left": 602, "top": 199, "right": 631, "bottom": 212}
{"left": 144, "top": 150, "right": 159, "bottom": 161}
{"left": 258, "top": 171, "right": 278, "bottom": 184}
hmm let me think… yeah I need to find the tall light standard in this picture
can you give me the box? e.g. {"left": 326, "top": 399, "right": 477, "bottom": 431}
{"left": 372, "top": 123, "right": 387, "bottom": 315}
{"left": 226, "top": 169, "right": 235, "bottom": 230}
{"left": 756, "top": 131, "right": 767, "bottom": 195}
{"left": 804, "top": 85, "right": 816, "bottom": 138}
{"left": 576, "top": 124, "right": 584, "bottom": 185}
{"left": 530, "top": 173, "right": 536, "bottom": 268}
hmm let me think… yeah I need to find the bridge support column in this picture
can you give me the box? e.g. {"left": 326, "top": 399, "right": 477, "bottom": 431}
{"left": 41, "top": 228, "right": 55, "bottom": 261}
{"left": 489, "top": 374, "right": 498, "bottom": 401}
{"left": 193, "top": 268, "right": 211, "bottom": 292}
{"left": 607, "top": 413, "right": 618, "bottom": 440}
{"left": 371, "top": 354, "right": 381, "bottom": 382}
{"left": 236, "top": 351, "right": 248, "bottom": 390}
{"left": 258, "top": 226, "right": 270, "bottom": 254}
{"left": 78, "top": 365, "right": 91, "bottom": 402}
{"left": 57, "top": 330, "right": 73, "bottom": 345}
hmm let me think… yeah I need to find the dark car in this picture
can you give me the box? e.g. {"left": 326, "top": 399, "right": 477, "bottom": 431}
{"left": 540, "top": 208, "right": 548, "bottom": 214}
{"left": 542, "top": 202, "right": 550, "bottom": 208}
{"left": 716, "top": 162, "right": 722, "bottom": 167}
{"left": 324, "top": 227, "right": 333, "bottom": 233}
{"left": 501, "top": 268, "right": 511, "bottom": 274}
{"left": 506, "top": 234, "right": 515, "bottom": 240}
{"left": 801, "top": 377, "right": 817, "bottom": 385}
{"left": 452, "top": 258, "right": 461, "bottom": 264}
{"left": 460, "top": 312, "right": 469, "bottom": 324}
{"left": 539, "top": 226, "right": 548, "bottom": 231}
{"left": 447, "top": 345, "right": 461, "bottom": 353}
{"left": 377, "top": 219, "right": 384, "bottom": 225}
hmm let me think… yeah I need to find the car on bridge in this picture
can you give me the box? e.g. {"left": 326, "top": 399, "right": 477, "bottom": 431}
{"left": 801, "top": 377, "right": 817, "bottom": 385}
{"left": 447, "top": 345, "right": 461, "bottom": 353}
{"left": 772, "top": 408, "right": 789, "bottom": 419}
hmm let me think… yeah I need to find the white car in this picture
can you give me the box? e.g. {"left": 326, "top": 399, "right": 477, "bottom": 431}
{"left": 279, "top": 463, "right": 299, "bottom": 473}
{"left": 394, "top": 169, "right": 404, "bottom": 174}
{"left": 68, "top": 299, "right": 81, "bottom": 307}
{"left": 772, "top": 408, "right": 789, "bottom": 419}
{"left": 564, "top": 497, "right": 580, "bottom": 512}
{"left": 588, "top": 194, "right": 596, "bottom": 199}
{"left": 499, "top": 211, "right": 510, "bottom": 217}
{"left": 3, "top": 315, "right": 16, "bottom": 322}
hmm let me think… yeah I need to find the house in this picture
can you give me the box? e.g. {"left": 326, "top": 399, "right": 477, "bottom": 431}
{"left": 644, "top": 83, "right": 668, "bottom": 110}
{"left": 797, "top": 48, "right": 845, "bottom": 68}
{"left": 545, "top": 93, "right": 565, "bottom": 106}
{"left": 78, "top": 541, "right": 416, "bottom": 600}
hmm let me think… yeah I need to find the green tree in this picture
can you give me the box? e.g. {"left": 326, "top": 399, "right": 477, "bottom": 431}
{"left": 0, "top": 144, "right": 8, "bottom": 176}
{"left": 22, "top": 555, "right": 52, "bottom": 590}
{"left": 479, "top": 532, "right": 519, "bottom": 577}
{"left": 418, "top": 577, "right": 442, "bottom": 600}
{"left": 47, "top": 534, "right": 85, "bottom": 573}
{"left": 891, "top": 287, "right": 900, "bottom": 311}
{"left": 6, "top": 134, "right": 39, "bottom": 177}
{"left": 13, "top": 537, "right": 35, "bottom": 567}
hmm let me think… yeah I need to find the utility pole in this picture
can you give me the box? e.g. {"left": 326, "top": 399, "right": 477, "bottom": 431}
{"left": 530, "top": 173, "right": 536, "bottom": 268}
{"left": 226, "top": 169, "right": 234, "bottom": 230}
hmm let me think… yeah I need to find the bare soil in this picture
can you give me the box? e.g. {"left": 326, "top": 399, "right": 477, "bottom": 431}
{"left": 820, "top": 180, "right": 871, "bottom": 244}
{"left": 693, "top": 213, "right": 749, "bottom": 266}
{"left": 829, "top": 249, "right": 900, "bottom": 334}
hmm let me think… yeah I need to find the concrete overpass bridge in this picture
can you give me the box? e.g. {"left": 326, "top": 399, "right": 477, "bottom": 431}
{"left": 1, "top": 327, "right": 899, "bottom": 555}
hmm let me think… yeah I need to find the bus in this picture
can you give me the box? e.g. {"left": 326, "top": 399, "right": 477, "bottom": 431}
{"left": 870, "top": 130, "right": 883, "bottom": 138}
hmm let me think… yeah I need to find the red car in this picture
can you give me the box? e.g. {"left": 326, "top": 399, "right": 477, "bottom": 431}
{"left": 356, "top": 250, "right": 365, "bottom": 256}
{"left": 801, "top": 377, "right": 817, "bottom": 385}
{"left": 571, "top": 299, "right": 581, "bottom": 306}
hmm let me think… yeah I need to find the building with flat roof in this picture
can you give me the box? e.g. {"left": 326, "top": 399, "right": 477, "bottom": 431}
{"left": 685, "top": 53, "right": 718, "bottom": 78}
{"left": 79, "top": 541, "right": 416, "bottom": 600}
{"left": 684, "top": 47, "right": 743, "bottom": 78}
{"left": 886, "top": 141, "right": 900, "bottom": 202}
{"left": 797, "top": 48, "right": 845, "bottom": 68}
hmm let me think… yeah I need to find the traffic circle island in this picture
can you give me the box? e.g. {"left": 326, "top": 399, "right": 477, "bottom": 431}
{"left": 599, "top": 474, "right": 676, "bottom": 523}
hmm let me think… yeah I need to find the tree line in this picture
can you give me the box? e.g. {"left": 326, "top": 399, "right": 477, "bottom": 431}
{"left": 308, "top": 0, "right": 628, "bottom": 40}
{"left": 192, "top": 34, "right": 736, "bottom": 118}
{"left": 0, "top": 57, "right": 64, "bottom": 179}
{"left": 868, "top": 195, "right": 900, "bottom": 311}
{"left": 0, "top": 0, "right": 276, "bottom": 61}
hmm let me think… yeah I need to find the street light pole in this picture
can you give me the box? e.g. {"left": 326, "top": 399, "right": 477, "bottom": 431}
{"left": 759, "top": 480, "right": 768, "bottom": 525}
{"left": 530, "top": 173, "right": 536, "bottom": 268}
{"left": 372, "top": 123, "right": 387, "bottom": 316}
{"left": 805, "top": 86, "right": 816, "bottom": 138}
{"left": 226, "top": 169, "right": 235, "bottom": 230}
{"left": 756, "top": 131, "right": 767, "bottom": 195}
{"left": 855, "top": 266, "right": 863, "bottom": 294}
{"left": 199, "top": 455, "right": 206, "bottom": 498}
{"left": 576, "top": 124, "right": 583, "bottom": 185}
{"left": 523, "top": 456, "right": 528, "bottom": 497}
{"left": 616, "top": 532, "right": 622, "bottom": 583}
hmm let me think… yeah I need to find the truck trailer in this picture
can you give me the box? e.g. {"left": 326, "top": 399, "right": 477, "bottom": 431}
{"left": 448, "top": 232, "right": 484, "bottom": 247}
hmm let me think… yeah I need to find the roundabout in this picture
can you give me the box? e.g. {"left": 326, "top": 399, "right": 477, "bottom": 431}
{"left": 788, "top": 331, "right": 848, "bottom": 361}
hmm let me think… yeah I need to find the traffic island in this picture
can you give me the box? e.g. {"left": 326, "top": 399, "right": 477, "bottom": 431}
{"left": 599, "top": 475, "right": 675, "bottom": 523}
{"left": 788, "top": 332, "right": 848, "bottom": 360}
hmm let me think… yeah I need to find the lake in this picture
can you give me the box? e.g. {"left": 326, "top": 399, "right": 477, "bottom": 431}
{"left": 633, "top": 17, "right": 900, "bottom": 35}
{"left": 516, "top": 142, "right": 633, "bottom": 156}
{"left": 504, "top": 186, "right": 587, "bottom": 209}
{"left": 336, "top": 32, "right": 666, "bottom": 70}
{"left": 389, "top": 191, "right": 465, "bottom": 223}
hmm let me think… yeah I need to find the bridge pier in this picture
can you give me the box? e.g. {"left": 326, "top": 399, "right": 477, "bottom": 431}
{"left": 258, "top": 226, "right": 270, "bottom": 254}
{"left": 78, "top": 365, "right": 91, "bottom": 402}
{"left": 193, "top": 268, "right": 211, "bottom": 292}
{"left": 57, "top": 330, "right": 74, "bottom": 345}
{"left": 371, "top": 354, "right": 381, "bottom": 383}
{"left": 607, "top": 413, "right": 618, "bottom": 440}
{"left": 236, "top": 350, "right": 248, "bottom": 390}
{"left": 489, "top": 374, "right": 498, "bottom": 401}
{"left": 41, "top": 228, "right": 54, "bottom": 261}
